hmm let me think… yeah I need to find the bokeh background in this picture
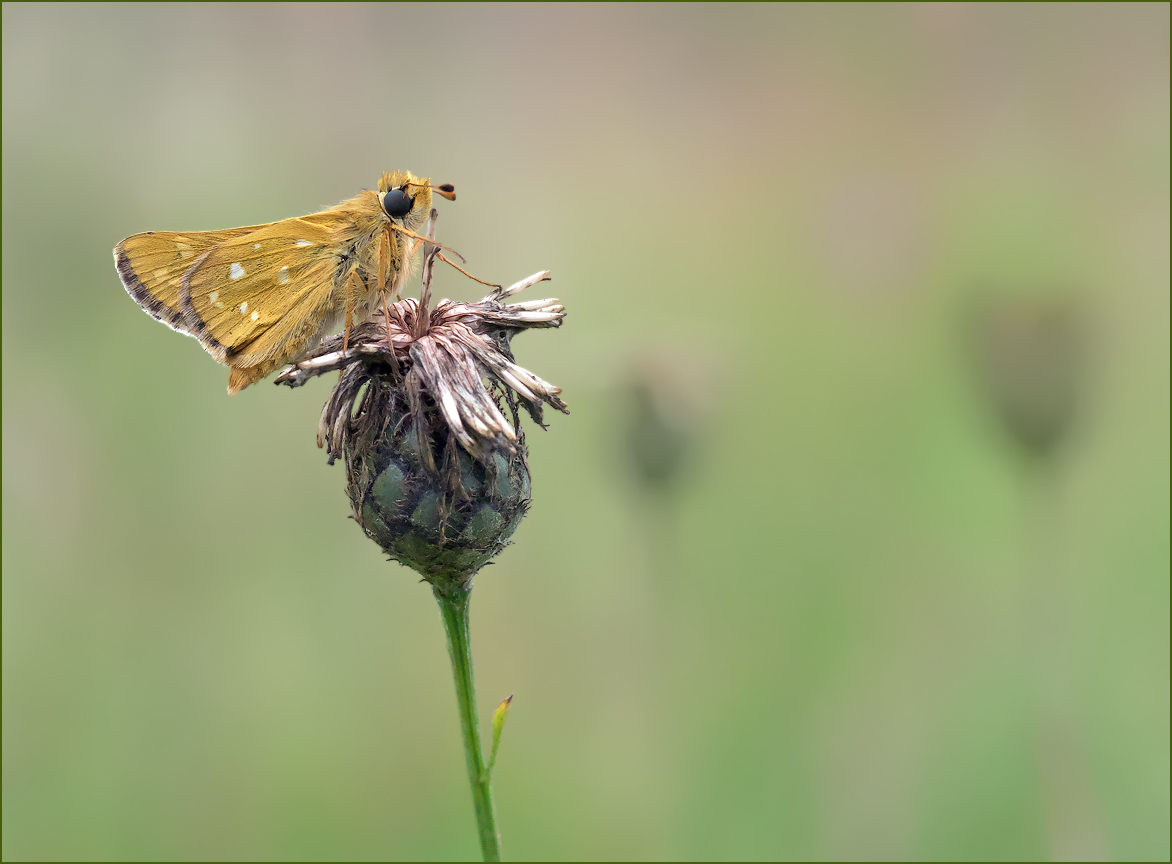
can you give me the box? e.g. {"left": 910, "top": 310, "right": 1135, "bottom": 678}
{"left": 3, "top": 4, "right": 1168, "bottom": 860}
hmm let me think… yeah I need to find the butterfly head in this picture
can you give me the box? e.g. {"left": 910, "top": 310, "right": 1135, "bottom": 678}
{"left": 378, "top": 170, "right": 456, "bottom": 232}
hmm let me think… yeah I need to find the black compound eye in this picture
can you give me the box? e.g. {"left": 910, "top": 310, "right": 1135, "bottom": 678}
{"left": 382, "top": 188, "right": 413, "bottom": 219}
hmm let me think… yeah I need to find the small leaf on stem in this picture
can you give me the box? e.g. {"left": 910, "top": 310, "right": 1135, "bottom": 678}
{"left": 485, "top": 694, "right": 513, "bottom": 780}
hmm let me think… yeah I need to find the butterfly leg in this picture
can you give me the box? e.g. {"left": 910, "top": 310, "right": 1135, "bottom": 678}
{"left": 378, "top": 227, "right": 395, "bottom": 340}
{"left": 342, "top": 271, "right": 352, "bottom": 352}
{"left": 378, "top": 227, "right": 389, "bottom": 299}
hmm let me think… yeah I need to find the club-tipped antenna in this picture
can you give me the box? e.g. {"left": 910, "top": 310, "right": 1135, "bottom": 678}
{"left": 407, "top": 180, "right": 457, "bottom": 201}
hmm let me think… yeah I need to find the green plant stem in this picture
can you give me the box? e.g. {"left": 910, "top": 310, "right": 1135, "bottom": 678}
{"left": 434, "top": 586, "right": 502, "bottom": 862}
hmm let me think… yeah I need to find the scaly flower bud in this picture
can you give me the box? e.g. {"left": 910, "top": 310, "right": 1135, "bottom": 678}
{"left": 277, "top": 264, "right": 567, "bottom": 595}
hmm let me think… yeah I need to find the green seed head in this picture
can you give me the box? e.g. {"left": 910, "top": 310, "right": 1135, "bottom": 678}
{"left": 343, "top": 373, "right": 532, "bottom": 594}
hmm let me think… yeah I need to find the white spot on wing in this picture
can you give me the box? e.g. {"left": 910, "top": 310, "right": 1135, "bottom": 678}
{"left": 214, "top": 302, "right": 224, "bottom": 309}
{"left": 250, "top": 311, "right": 259, "bottom": 322}
{"left": 239, "top": 301, "right": 248, "bottom": 314}
{"left": 295, "top": 239, "right": 313, "bottom": 248}
{"left": 252, "top": 243, "right": 261, "bottom": 250}
{"left": 278, "top": 266, "right": 290, "bottom": 284}
{"left": 209, "top": 291, "right": 219, "bottom": 303}
{"left": 229, "top": 262, "right": 245, "bottom": 280}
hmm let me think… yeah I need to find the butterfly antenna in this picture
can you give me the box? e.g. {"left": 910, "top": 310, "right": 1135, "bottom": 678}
{"left": 407, "top": 181, "right": 457, "bottom": 201}
{"left": 387, "top": 223, "right": 468, "bottom": 264}
{"left": 437, "top": 252, "right": 501, "bottom": 289}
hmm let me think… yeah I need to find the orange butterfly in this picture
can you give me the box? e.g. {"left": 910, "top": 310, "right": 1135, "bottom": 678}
{"left": 115, "top": 170, "right": 456, "bottom": 392}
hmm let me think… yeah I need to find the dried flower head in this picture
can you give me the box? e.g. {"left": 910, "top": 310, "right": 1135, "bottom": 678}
{"left": 276, "top": 218, "right": 567, "bottom": 595}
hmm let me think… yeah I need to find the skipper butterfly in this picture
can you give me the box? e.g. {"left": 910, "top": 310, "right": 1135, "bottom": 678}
{"left": 115, "top": 170, "right": 457, "bottom": 392}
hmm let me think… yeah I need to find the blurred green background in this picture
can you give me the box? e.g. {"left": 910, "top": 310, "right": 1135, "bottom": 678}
{"left": 3, "top": 4, "right": 1168, "bottom": 861}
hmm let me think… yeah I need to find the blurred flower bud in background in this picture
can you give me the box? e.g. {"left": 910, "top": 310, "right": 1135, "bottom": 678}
{"left": 615, "top": 348, "right": 716, "bottom": 595}
{"left": 970, "top": 296, "right": 1087, "bottom": 465}
{"left": 621, "top": 349, "right": 711, "bottom": 497}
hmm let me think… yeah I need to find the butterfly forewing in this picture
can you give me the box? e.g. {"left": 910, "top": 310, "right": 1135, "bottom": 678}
{"left": 180, "top": 219, "right": 342, "bottom": 366}
{"left": 116, "top": 227, "right": 263, "bottom": 332}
